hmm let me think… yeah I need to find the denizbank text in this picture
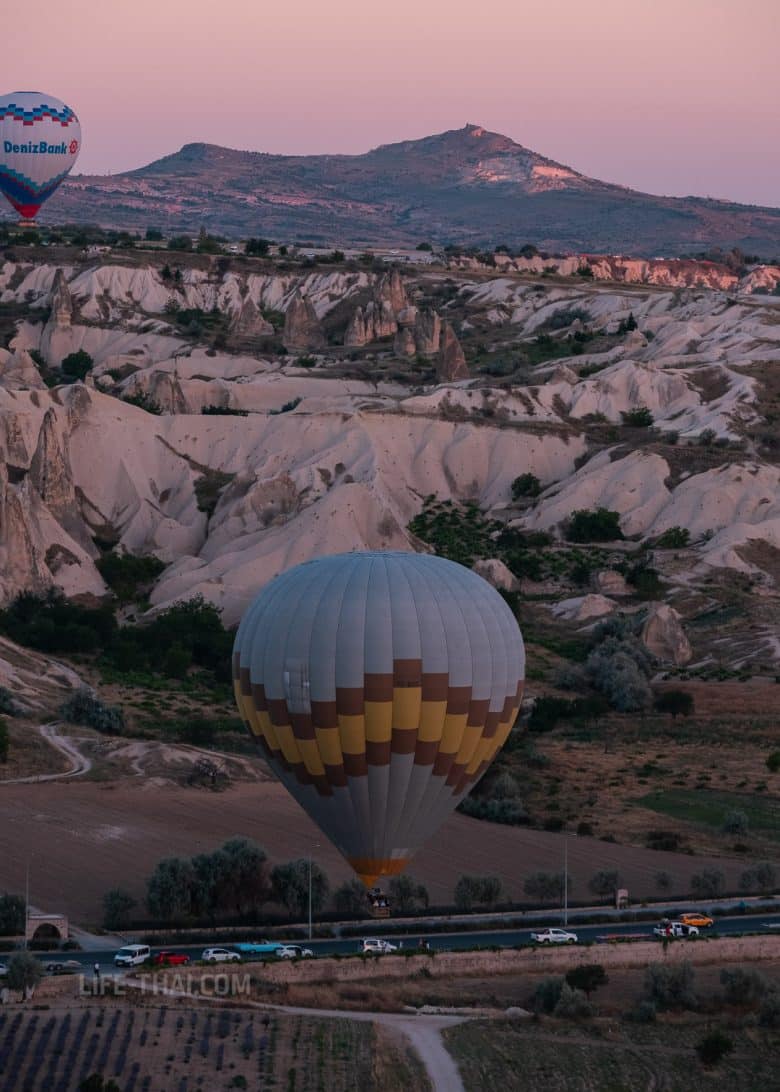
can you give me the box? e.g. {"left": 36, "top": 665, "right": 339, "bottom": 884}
{"left": 4, "top": 141, "right": 69, "bottom": 154}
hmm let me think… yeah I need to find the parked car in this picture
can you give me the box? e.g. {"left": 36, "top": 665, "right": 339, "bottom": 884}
{"left": 234, "top": 940, "right": 283, "bottom": 957}
{"left": 114, "top": 944, "right": 151, "bottom": 967}
{"left": 202, "top": 948, "right": 241, "bottom": 963}
{"left": 276, "top": 945, "right": 314, "bottom": 960}
{"left": 361, "top": 938, "right": 397, "bottom": 954}
{"left": 45, "top": 960, "right": 82, "bottom": 975}
{"left": 653, "top": 920, "right": 699, "bottom": 939}
{"left": 531, "top": 928, "right": 578, "bottom": 945}
{"left": 151, "top": 951, "right": 191, "bottom": 967}
{"left": 679, "top": 913, "right": 714, "bottom": 928}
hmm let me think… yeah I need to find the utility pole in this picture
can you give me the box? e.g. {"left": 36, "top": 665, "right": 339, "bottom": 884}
{"left": 563, "top": 834, "right": 568, "bottom": 927}
{"left": 24, "top": 860, "right": 29, "bottom": 950}
{"left": 308, "top": 843, "right": 320, "bottom": 941}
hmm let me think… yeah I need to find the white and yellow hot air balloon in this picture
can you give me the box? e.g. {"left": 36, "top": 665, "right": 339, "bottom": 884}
{"left": 233, "top": 552, "right": 525, "bottom": 887}
{"left": 0, "top": 91, "right": 81, "bottom": 222}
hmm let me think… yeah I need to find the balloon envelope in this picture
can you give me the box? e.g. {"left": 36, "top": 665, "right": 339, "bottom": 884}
{"left": 0, "top": 91, "right": 81, "bottom": 220}
{"left": 233, "top": 551, "right": 525, "bottom": 886}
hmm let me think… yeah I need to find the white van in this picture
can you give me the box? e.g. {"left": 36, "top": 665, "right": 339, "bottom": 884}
{"left": 114, "top": 944, "right": 151, "bottom": 967}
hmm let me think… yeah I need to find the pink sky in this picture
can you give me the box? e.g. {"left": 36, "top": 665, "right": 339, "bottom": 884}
{"left": 4, "top": 0, "right": 778, "bottom": 206}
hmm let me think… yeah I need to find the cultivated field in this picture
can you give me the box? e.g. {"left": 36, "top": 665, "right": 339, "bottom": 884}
{"left": 0, "top": 778, "right": 758, "bottom": 924}
{"left": 0, "top": 998, "right": 427, "bottom": 1092}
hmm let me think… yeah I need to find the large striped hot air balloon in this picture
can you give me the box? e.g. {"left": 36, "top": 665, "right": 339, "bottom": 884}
{"left": 233, "top": 551, "right": 525, "bottom": 887}
{"left": 0, "top": 91, "right": 81, "bottom": 222}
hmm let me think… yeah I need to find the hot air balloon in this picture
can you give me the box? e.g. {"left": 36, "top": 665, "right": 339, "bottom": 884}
{"left": 233, "top": 551, "right": 525, "bottom": 888}
{"left": 0, "top": 91, "right": 81, "bottom": 223}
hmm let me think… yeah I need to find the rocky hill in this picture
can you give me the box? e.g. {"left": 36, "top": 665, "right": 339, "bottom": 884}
{"left": 45, "top": 125, "right": 780, "bottom": 256}
{"left": 0, "top": 245, "right": 778, "bottom": 681}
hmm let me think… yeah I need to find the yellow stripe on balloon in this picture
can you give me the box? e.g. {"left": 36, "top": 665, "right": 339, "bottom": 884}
{"left": 338, "top": 714, "right": 366, "bottom": 755}
{"left": 364, "top": 701, "right": 393, "bottom": 743}
{"left": 315, "top": 726, "right": 343, "bottom": 767}
{"left": 274, "top": 724, "right": 303, "bottom": 766}
{"left": 440, "top": 712, "right": 468, "bottom": 755}
{"left": 392, "top": 687, "right": 422, "bottom": 730}
{"left": 454, "top": 723, "right": 483, "bottom": 766}
{"left": 297, "top": 738, "right": 326, "bottom": 777}
{"left": 418, "top": 700, "right": 447, "bottom": 742}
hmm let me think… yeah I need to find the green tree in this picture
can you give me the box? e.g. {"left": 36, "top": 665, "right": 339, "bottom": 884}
{"left": 168, "top": 235, "right": 192, "bottom": 251}
{"left": 79, "top": 1076, "right": 122, "bottom": 1092}
{"left": 145, "top": 228, "right": 163, "bottom": 241}
{"left": 691, "top": 869, "right": 725, "bottom": 898}
{"left": 588, "top": 870, "right": 619, "bottom": 902}
{"left": 696, "top": 1030, "right": 734, "bottom": 1067}
{"left": 333, "top": 880, "right": 369, "bottom": 917}
{"left": 388, "top": 875, "right": 429, "bottom": 912}
{"left": 621, "top": 406, "right": 654, "bottom": 427}
{"left": 655, "top": 526, "right": 690, "bottom": 548}
{"left": 245, "top": 238, "right": 271, "bottom": 257}
{"left": 565, "top": 964, "right": 609, "bottom": 998}
{"left": 554, "top": 982, "right": 593, "bottom": 1019}
{"left": 565, "top": 508, "right": 624, "bottom": 543}
{"left": 0, "top": 893, "right": 25, "bottom": 934}
{"left": 5, "top": 951, "right": 42, "bottom": 999}
{"left": 102, "top": 888, "right": 137, "bottom": 930}
{"left": 720, "top": 967, "right": 769, "bottom": 1006}
{"left": 60, "top": 349, "right": 94, "bottom": 381}
{"left": 146, "top": 857, "right": 198, "bottom": 921}
{"left": 722, "top": 809, "right": 749, "bottom": 836}
{"left": 529, "top": 976, "right": 564, "bottom": 1013}
{"left": 739, "top": 862, "right": 776, "bottom": 893}
{"left": 511, "top": 473, "right": 541, "bottom": 500}
{"left": 654, "top": 691, "right": 694, "bottom": 719}
{"left": 523, "top": 871, "right": 565, "bottom": 904}
{"left": 0, "top": 717, "right": 8, "bottom": 763}
{"left": 271, "top": 859, "right": 329, "bottom": 919}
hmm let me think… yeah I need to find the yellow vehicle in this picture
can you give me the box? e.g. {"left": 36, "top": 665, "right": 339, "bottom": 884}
{"left": 679, "top": 913, "right": 714, "bottom": 928}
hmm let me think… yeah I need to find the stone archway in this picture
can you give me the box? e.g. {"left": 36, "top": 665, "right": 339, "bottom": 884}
{"left": 25, "top": 913, "right": 68, "bottom": 943}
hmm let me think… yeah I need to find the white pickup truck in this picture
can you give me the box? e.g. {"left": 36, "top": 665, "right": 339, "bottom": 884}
{"left": 530, "top": 928, "right": 578, "bottom": 944}
{"left": 653, "top": 920, "right": 699, "bottom": 939}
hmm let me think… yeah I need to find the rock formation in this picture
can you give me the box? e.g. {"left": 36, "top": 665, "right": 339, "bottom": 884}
{"left": 394, "top": 326, "right": 416, "bottom": 357}
{"left": 473, "top": 558, "right": 519, "bottom": 592}
{"left": 414, "top": 310, "right": 442, "bottom": 356}
{"left": 283, "top": 291, "right": 326, "bottom": 352}
{"left": 0, "top": 349, "right": 46, "bottom": 390}
{"left": 231, "top": 296, "right": 273, "bottom": 339}
{"left": 344, "top": 306, "right": 370, "bottom": 348}
{"left": 640, "top": 603, "right": 692, "bottom": 666}
{"left": 437, "top": 323, "right": 469, "bottom": 381}
{"left": 591, "top": 570, "right": 630, "bottom": 597}
{"left": 375, "top": 269, "right": 408, "bottom": 313}
{"left": 50, "top": 268, "right": 73, "bottom": 328}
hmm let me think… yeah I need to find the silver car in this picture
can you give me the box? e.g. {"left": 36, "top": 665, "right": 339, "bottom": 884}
{"left": 202, "top": 947, "right": 241, "bottom": 963}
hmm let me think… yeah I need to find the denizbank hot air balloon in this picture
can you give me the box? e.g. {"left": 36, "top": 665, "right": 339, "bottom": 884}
{"left": 233, "top": 552, "right": 525, "bottom": 888}
{"left": 0, "top": 91, "right": 81, "bottom": 223}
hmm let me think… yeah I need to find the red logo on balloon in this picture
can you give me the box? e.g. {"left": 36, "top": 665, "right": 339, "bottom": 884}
{"left": 69, "top": 140, "right": 79, "bottom": 155}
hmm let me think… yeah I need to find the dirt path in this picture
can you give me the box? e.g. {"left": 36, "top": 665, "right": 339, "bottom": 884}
{"left": 123, "top": 978, "right": 466, "bottom": 1092}
{"left": 0, "top": 721, "right": 92, "bottom": 784}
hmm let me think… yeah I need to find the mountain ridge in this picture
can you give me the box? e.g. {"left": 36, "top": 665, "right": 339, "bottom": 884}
{"left": 40, "top": 124, "right": 780, "bottom": 255}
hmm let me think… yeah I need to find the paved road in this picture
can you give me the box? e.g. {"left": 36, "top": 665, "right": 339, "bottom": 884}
{"left": 38, "top": 912, "right": 780, "bottom": 973}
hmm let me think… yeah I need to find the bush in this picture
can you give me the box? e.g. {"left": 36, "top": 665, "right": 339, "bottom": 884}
{"left": 691, "top": 869, "right": 725, "bottom": 898}
{"left": 102, "top": 888, "right": 138, "bottom": 930}
{"left": 554, "top": 982, "right": 593, "bottom": 1019}
{"left": 621, "top": 406, "right": 654, "bottom": 427}
{"left": 565, "top": 508, "right": 624, "bottom": 543}
{"left": 457, "top": 796, "right": 529, "bottom": 825}
{"left": 721, "top": 809, "right": 749, "bottom": 836}
{"left": 654, "top": 690, "right": 694, "bottom": 718}
{"left": 586, "top": 640, "right": 652, "bottom": 713}
{"left": 511, "top": 473, "right": 541, "bottom": 500}
{"left": 96, "top": 551, "right": 166, "bottom": 603}
{"left": 766, "top": 751, "right": 780, "bottom": 773}
{"left": 696, "top": 1030, "right": 734, "bottom": 1067}
{"left": 739, "top": 862, "right": 776, "bottom": 893}
{"left": 61, "top": 349, "right": 94, "bottom": 381}
{"left": 643, "top": 961, "right": 697, "bottom": 1011}
{"left": 655, "top": 526, "right": 690, "bottom": 548}
{"left": 565, "top": 964, "right": 608, "bottom": 998}
{"left": 59, "top": 689, "right": 124, "bottom": 734}
{"left": 529, "top": 976, "right": 564, "bottom": 1013}
{"left": 720, "top": 967, "right": 769, "bottom": 1006}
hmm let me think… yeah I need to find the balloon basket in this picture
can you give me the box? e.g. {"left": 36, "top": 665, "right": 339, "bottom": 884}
{"left": 367, "top": 887, "right": 391, "bottom": 918}
{"left": 17, "top": 219, "right": 38, "bottom": 229}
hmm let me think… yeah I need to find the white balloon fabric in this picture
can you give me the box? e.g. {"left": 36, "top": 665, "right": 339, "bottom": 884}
{"left": 0, "top": 91, "right": 81, "bottom": 220}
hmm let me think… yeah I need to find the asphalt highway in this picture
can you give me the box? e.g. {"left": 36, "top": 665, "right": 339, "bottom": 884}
{"left": 37, "top": 913, "right": 780, "bottom": 974}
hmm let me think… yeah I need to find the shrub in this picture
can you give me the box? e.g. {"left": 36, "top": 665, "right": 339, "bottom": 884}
{"left": 655, "top": 526, "right": 690, "bottom": 548}
{"left": 739, "top": 862, "right": 776, "bottom": 893}
{"left": 621, "top": 406, "right": 654, "bottom": 427}
{"left": 554, "top": 982, "right": 593, "bottom": 1019}
{"left": 586, "top": 641, "right": 652, "bottom": 713}
{"left": 457, "top": 796, "right": 529, "bottom": 825}
{"left": 61, "top": 349, "right": 94, "bottom": 380}
{"left": 691, "top": 869, "right": 725, "bottom": 898}
{"left": 766, "top": 751, "right": 780, "bottom": 773}
{"left": 529, "top": 976, "right": 564, "bottom": 1013}
{"left": 643, "top": 962, "right": 697, "bottom": 1011}
{"left": 721, "top": 810, "right": 749, "bottom": 836}
{"left": 59, "top": 689, "right": 124, "bottom": 734}
{"left": 654, "top": 690, "right": 694, "bottom": 718}
{"left": 720, "top": 967, "right": 769, "bottom": 1006}
{"left": 102, "top": 888, "right": 138, "bottom": 930}
{"left": 696, "top": 1030, "right": 734, "bottom": 1067}
{"left": 511, "top": 473, "right": 541, "bottom": 500}
{"left": 565, "top": 508, "right": 624, "bottom": 543}
{"left": 565, "top": 964, "right": 608, "bottom": 998}
{"left": 96, "top": 551, "right": 166, "bottom": 603}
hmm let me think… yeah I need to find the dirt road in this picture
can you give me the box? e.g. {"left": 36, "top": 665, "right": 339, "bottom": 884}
{"left": 0, "top": 722, "right": 92, "bottom": 784}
